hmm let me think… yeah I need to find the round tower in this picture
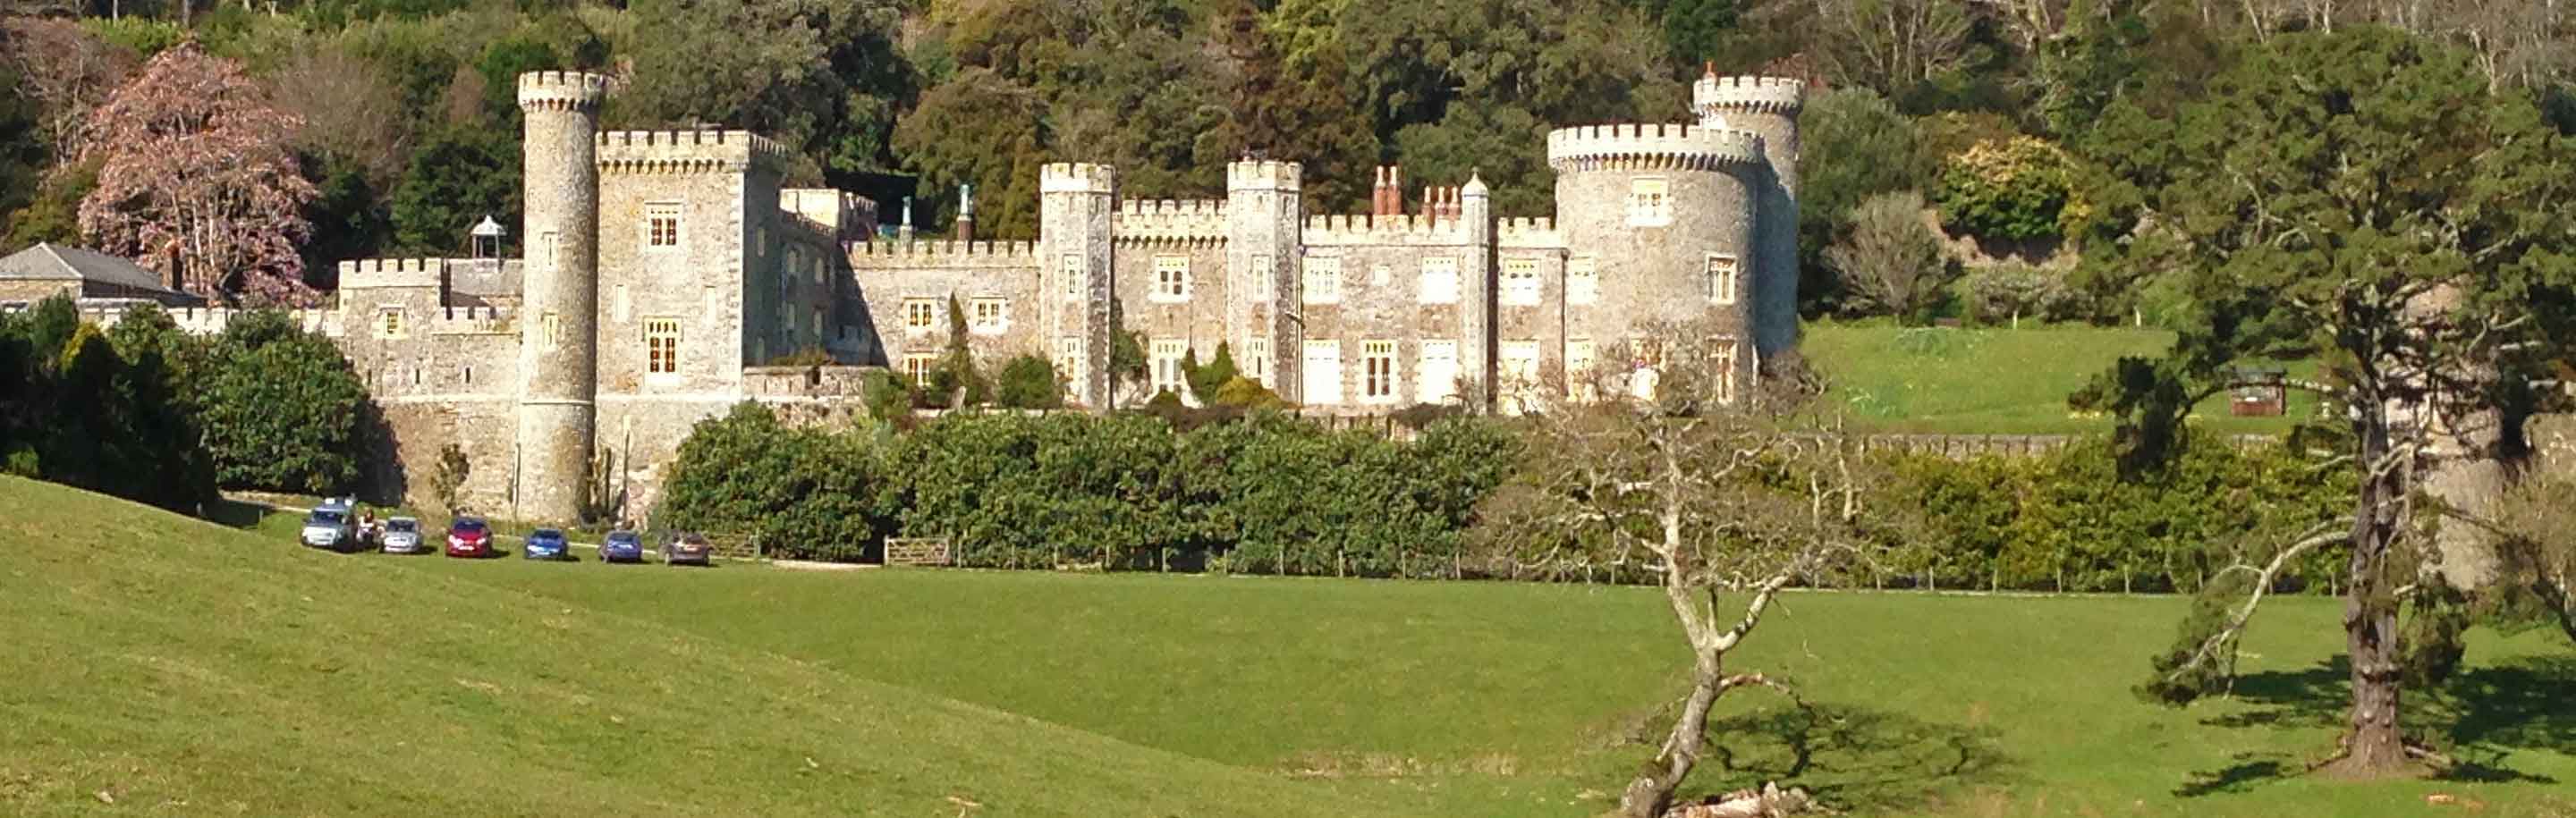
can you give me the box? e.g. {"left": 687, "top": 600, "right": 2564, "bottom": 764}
{"left": 514, "top": 71, "right": 608, "bottom": 523}
{"left": 1692, "top": 73, "right": 1805, "bottom": 361}
{"left": 1548, "top": 122, "right": 1766, "bottom": 392}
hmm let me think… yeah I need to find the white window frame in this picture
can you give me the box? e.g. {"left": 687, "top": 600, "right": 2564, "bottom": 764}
{"left": 1417, "top": 340, "right": 1458, "bottom": 404}
{"left": 902, "top": 299, "right": 939, "bottom": 333}
{"left": 1056, "top": 337, "right": 1086, "bottom": 394}
{"left": 1151, "top": 255, "right": 1191, "bottom": 303}
{"left": 1567, "top": 256, "right": 1598, "bottom": 306}
{"left": 1707, "top": 253, "right": 1741, "bottom": 305}
{"left": 1060, "top": 254, "right": 1085, "bottom": 301}
{"left": 901, "top": 352, "right": 939, "bottom": 387}
{"left": 1500, "top": 341, "right": 1541, "bottom": 385}
{"left": 1500, "top": 257, "right": 1540, "bottom": 307}
{"left": 969, "top": 298, "right": 1008, "bottom": 334}
{"left": 644, "top": 202, "right": 683, "bottom": 249}
{"left": 1360, "top": 340, "right": 1398, "bottom": 403}
{"left": 643, "top": 317, "right": 682, "bottom": 378}
{"left": 1714, "top": 335, "right": 1742, "bottom": 405}
{"left": 1628, "top": 178, "right": 1671, "bottom": 227}
{"left": 1244, "top": 337, "right": 1270, "bottom": 386}
{"left": 1302, "top": 340, "right": 1343, "bottom": 405}
{"left": 1302, "top": 256, "right": 1342, "bottom": 305}
{"left": 1418, "top": 257, "right": 1460, "bottom": 305}
{"left": 1149, "top": 338, "right": 1189, "bottom": 397}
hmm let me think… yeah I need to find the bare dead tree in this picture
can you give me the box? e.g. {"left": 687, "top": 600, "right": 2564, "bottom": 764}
{"left": 1826, "top": 190, "right": 1950, "bottom": 321}
{"left": 1474, "top": 318, "right": 1907, "bottom": 817}
{"left": 0, "top": 17, "right": 138, "bottom": 154}
{"left": 1807, "top": 0, "right": 1974, "bottom": 96}
{"left": 2496, "top": 468, "right": 2576, "bottom": 643}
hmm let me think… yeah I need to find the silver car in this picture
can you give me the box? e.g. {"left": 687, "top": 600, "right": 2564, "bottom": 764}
{"left": 378, "top": 517, "right": 425, "bottom": 554}
{"left": 300, "top": 503, "right": 356, "bottom": 551}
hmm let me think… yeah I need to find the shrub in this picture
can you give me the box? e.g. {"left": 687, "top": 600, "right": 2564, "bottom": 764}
{"left": 198, "top": 309, "right": 373, "bottom": 494}
{"left": 861, "top": 369, "right": 912, "bottom": 422}
{"left": 1934, "top": 136, "right": 2090, "bottom": 242}
{"left": 1182, "top": 342, "right": 1239, "bottom": 403}
{"left": 994, "top": 354, "right": 1063, "bottom": 409}
{"left": 1826, "top": 190, "right": 1953, "bottom": 321}
{"left": 1962, "top": 262, "right": 2085, "bottom": 325}
{"left": 0, "top": 298, "right": 215, "bottom": 510}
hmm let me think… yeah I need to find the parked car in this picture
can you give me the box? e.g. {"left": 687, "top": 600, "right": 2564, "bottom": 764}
{"left": 664, "top": 531, "right": 712, "bottom": 566}
{"left": 300, "top": 502, "right": 357, "bottom": 551}
{"left": 601, "top": 529, "right": 644, "bottom": 564}
{"left": 445, "top": 517, "right": 496, "bottom": 558}
{"left": 379, "top": 517, "right": 425, "bottom": 554}
{"left": 523, "top": 527, "right": 571, "bottom": 561}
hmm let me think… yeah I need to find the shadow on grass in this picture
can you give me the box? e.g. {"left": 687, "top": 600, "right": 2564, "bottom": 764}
{"left": 2177, "top": 654, "right": 2576, "bottom": 795}
{"left": 1686, "top": 703, "right": 2013, "bottom": 813}
{"left": 204, "top": 498, "right": 273, "bottom": 528}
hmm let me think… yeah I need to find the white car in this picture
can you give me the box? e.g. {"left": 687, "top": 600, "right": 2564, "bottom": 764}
{"left": 378, "top": 517, "right": 425, "bottom": 554}
{"left": 300, "top": 501, "right": 358, "bottom": 551}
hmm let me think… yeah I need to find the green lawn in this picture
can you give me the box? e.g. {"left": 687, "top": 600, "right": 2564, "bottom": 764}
{"left": 12, "top": 476, "right": 2575, "bottom": 817}
{"left": 0, "top": 476, "right": 1410, "bottom": 818}
{"left": 1802, "top": 323, "right": 2326, "bottom": 435}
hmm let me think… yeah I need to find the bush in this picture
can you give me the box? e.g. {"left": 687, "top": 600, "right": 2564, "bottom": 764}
{"left": 994, "top": 354, "right": 1062, "bottom": 409}
{"left": 1934, "top": 136, "right": 2089, "bottom": 242}
{"left": 1962, "top": 263, "right": 2087, "bottom": 325}
{"left": 1182, "top": 342, "right": 1239, "bottom": 403}
{"left": 0, "top": 298, "right": 215, "bottom": 510}
{"left": 861, "top": 369, "right": 912, "bottom": 422}
{"left": 199, "top": 309, "right": 373, "bottom": 494}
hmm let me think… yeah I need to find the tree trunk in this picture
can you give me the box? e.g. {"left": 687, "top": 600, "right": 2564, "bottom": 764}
{"left": 2332, "top": 420, "right": 2410, "bottom": 777}
{"left": 1621, "top": 649, "right": 1724, "bottom": 817}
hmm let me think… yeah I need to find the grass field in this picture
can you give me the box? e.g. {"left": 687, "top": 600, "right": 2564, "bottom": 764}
{"left": 1801, "top": 323, "right": 2324, "bottom": 435}
{"left": 12, "top": 476, "right": 2576, "bottom": 817}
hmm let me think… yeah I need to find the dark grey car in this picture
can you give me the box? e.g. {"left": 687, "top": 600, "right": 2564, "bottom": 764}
{"left": 663, "top": 532, "right": 712, "bottom": 566}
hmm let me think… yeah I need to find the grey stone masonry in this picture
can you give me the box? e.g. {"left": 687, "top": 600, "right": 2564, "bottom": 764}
{"left": 79, "top": 65, "right": 1802, "bottom": 527}
{"left": 514, "top": 71, "right": 608, "bottom": 524}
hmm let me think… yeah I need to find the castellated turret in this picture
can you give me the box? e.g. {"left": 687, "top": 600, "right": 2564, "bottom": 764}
{"left": 1225, "top": 159, "right": 1301, "bottom": 401}
{"left": 516, "top": 71, "right": 608, "bottom": 522}
{"left": 1549, "top": 122, "right": 1768, "bottom": 396}
{"left": 1040, "top": 163, "right": 1116, "bottom": 409}
{"left": 1693, "top": 73, "right": 1806, "bottom": 361}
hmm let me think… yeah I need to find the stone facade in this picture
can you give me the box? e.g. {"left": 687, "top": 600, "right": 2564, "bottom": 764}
{"left": 77, "top": 69, "right": 1805, "bottom": 524}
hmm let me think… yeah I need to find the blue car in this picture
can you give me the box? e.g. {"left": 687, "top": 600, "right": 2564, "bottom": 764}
{"left": 601, "top": 529, "right": 644, "bottom": 564}
{"left": 523, "top": 527, "right": 571, "bottom": 561}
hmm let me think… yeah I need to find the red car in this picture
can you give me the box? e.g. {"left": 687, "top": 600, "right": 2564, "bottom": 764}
{"left": 445, "top": 517, "right": 496, "bottom": 558}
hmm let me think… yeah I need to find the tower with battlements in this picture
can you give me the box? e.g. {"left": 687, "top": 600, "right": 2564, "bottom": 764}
{"left": 1693, "top": 73, "right": 1806, "bottom": 360}
{"left": 514, "top": 71, "right": 609, "bottom": 522}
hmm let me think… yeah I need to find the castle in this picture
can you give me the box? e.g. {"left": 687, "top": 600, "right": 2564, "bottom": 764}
{"left": 80, "top": 69, "right": 1807, "bottom": 524}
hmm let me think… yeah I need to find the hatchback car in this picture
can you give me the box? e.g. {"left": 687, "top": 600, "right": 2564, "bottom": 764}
{"left": 601, "top": 529, "right": 645, "bottom": 564}
{"left": 664, "top": 531, "right": 713, "bottom": 566}
{"left": 523, "top": 527, "right": 571, "bottom": 561}
{"left": 379, "top": 517, "right": 425, "bottom": 554}
{"left": 445, "top": 517, "right": 496, "bottom": 558}
{"left": 300, "top": 504, "right": 357, "bottom": 552}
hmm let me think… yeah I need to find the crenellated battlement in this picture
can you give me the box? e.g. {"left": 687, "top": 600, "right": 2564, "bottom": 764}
{"left": 78, "top": 306, "right": 343, "bottom": 337}
{"left": 1692, "top": 75, "right": 1805, "bottom": 115}
{"left": 429, "top": 306, "right": 514, "bottom": 334}
{"left": 517, "top": 71, "right": 608, "bottom": 113}
{"left": 1497, "top": 216, "right": 1564, "bottom": 249}
{"left": 1227, "top": 160, "right": 1301, "bottom": 191}
{"left": 1300, "top": 213, "right": 1472, "bottom": 247}
{"left": 597, "top": 130, "right": 791, "bottom": 175}
{"left": 1546, "top": 123, "right": 1765, "bottom": 173}
{"left": 846, "top": 240, "right": 1040, "bottom": 268}
{"left": 1113, "top": 198, "right": 1230, "bottom": 245}
{"left": 339, "top": 257, "right": 451, "bottom": 289}
{"left": 1041, "top": 163, "right": 1115, "bottom": 194}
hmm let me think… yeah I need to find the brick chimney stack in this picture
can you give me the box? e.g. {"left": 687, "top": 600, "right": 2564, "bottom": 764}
{"left": 1373, "top": 165, "right": 1403, "bottom": 217}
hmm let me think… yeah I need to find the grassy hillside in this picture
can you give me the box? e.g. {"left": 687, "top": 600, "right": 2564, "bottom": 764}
{"left": 417, "top": 552, "right": 2576, "bottom": 818}
{"left": 1803, "top": 323, "right": 2325, "bottom": 435}
{"left": 0, "top": 476, "right": 1411, "bottom": 817}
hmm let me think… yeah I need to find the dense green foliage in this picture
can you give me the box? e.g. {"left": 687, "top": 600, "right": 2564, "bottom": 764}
{"left": 992, "top": 353, "right": 1063, "bottom": 409}
{"left": 198, "top": 309, "right": 375, "bottom": 494}
{"left": 659, "top": 401, "right": 2350, "bottom": 594}
{"left": 659, "top": 405, "right": 1522, "bottom": 571}
{"left": 0, "top": 298, "right": 215, "bottom": 510}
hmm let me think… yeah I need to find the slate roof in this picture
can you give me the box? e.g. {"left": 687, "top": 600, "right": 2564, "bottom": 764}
{"left": 0, "top": 243, "right": 179, "bottom": 293}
